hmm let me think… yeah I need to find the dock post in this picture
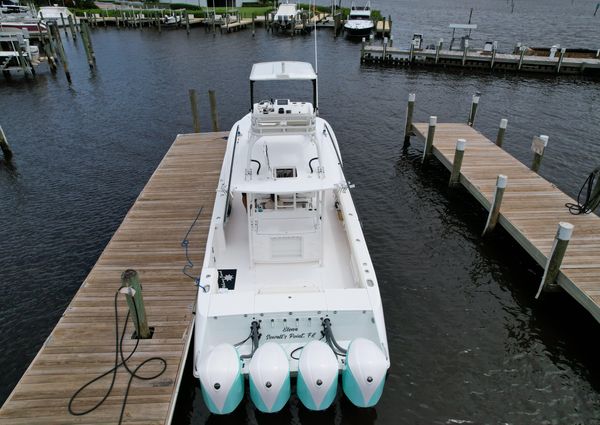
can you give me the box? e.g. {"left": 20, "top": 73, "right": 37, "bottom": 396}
{"left": 491, "top": 41, "right": 497, "bottom": 69}
{"left": 360, "top": 37, "right": 366, "bottom": 62}
{"left": 382, "top": 37, "right": 388, "bottom": 62}
{"left": 67, "top": 14, "right": 77, "bottom": 40}
{"left": 52, "top": 23, "right": 71, "bottom": 84}
{"left": 189, "top": 89, "right": 200, "bottom": 133}
{"left": 403, "top": 93, "right": 415, "bottom": 147}
{"left": 389, "top": 35, "right": 393, "bottom": 47}
{"left": 449, "top": 139, "right": 466, "bottom": 187}
{"left": 252, "top": 13, "right": 255, "bottom": 36}
{"left": 495, "top": 118, "right": 508, "bottom": 147}
{"left": 482, "top": 174, "right": 507, "bottom": 236}
{"left": 60, "top": 13, "right": 68, "bottom": 37}
{"left": 37, "top": 22, "right": 56, "bottom": 73}
{"left": 208, "top": 90, "right": 220, "bottom": 132}
{"left": 409, "top": 39, "right": 415, "bottom": 63}
{"left": 80, "top": 22, "right": 93, "bottom": 69}
{"left": 422, "top": 115, "right": 437, "bottom": 163}
{"left": 121, "top": 269, "right": 152, "bottom": 339}
{"left": 462, "top": 39, "right": 468, "bottom": 66}
{"left": 186, "top": 12, "right": 190, "bottom": 34}
{"left": 467, "top": 92, "right": 480, "bottom": 127}
{"left": 518, "top": 45, "right": 526, "bottom": 71}
{"left": 557, "top": 47, "right": 566, "bottom": 73}
{"left": 535, "top": 222, "right": 574, "bottom": 298}
{"left": 158, "top": 12, "right": 162, "bottom": 33}
{"left": 435, "top": 38, "right": 442, "bottom": 64}
{"left": 530, "top": 135, "right": 548, "bottom": 173}
{"left": 0, "top": 125, "right": 13, "bottom": 162}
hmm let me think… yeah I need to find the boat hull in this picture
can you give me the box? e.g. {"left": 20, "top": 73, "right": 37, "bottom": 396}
{"left": 344, "top": 23, "right": 373, "bottom": 37}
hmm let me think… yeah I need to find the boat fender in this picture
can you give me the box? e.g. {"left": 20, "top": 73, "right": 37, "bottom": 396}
{"left": 198, "top": 344, "right": 244, "bottom": 414}
{"left": 342, "top": 338, "right": 387, "bottom": 408}
{"left": 297, "top": 340, "right": 338, "bottom": 411}
{"left": 249, "top": 342, "right": 291, "bottom": 413}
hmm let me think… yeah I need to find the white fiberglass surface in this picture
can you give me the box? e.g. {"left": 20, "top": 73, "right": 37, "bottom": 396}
{"left": 217, "top": 190, "right": 357, "bottom": 292}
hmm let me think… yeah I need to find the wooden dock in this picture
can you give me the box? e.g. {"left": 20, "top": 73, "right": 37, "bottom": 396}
{"left": 411, "top": 123, "right": 600, "bottom": 322}
{"left": 361, "top": 43, "right": 600, "bottom": 75}
{"left": 0, "top": 132, "right": 227, "bottom": 424}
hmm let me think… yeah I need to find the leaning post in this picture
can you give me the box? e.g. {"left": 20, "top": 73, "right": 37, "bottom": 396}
{"left": 209, "top": 89, "right": 219, "bottom": 132}
{"left": 189, "top": 89, "right": 200, "bottom": 133}
{"left": 121, "top": 269, "right": 151, "bottom": 339}
{"left": 422, "top": 115, "right": 437, "bottom": 163}
{"left": 482, "top": 174, "right": 508, "bottom": 236}
{"left": 467, "top": 92, "right": 480, "bottom": 127}
{"left": 403, "top": 93, "right": 415, "bottom": 147}
{"left": 0, "top": 125, "right": 13, "bottom": 162}
{"left": 449, "top": 139, "right": 466, "bottom": 186}
{"left": 535, "top": 222, "right": 574, "bottom": 298}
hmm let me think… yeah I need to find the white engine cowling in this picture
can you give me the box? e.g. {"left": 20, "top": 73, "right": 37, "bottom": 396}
{"left": 198, "top": 344, "right": 244, "bottom": 414}
{"left": 297, "top": 340, "right": 339, "bottom": 410}
{"left": 249, "top": 342, "right": 291, "bottom": 413}
{"left": 342, "top": 338, "right": 387, "bottom": 407}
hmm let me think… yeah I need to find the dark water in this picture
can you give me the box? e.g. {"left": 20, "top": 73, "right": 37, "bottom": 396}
{"left": 2, "top": 0, "right": 600, "bottom": 423}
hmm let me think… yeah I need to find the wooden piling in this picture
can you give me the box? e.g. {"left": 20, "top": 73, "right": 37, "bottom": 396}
{"left": 51, "top": 23, "right": 71, "bottom": 84}
{"left": 403, "top": 93, "right": 415, "bottom": 147}
{"left": 67, "top": 14, "right": 77, "bottom": 40}
{"left": 80, "top": 22, "right": 94, "bottom": 69}
{"left": 186, "top": 12, "right": 190, "bottom": 34}
{"left": 467, "top": 93, "right": 480, "bottom": 127}
{"left": 530, "top": 135, "right": 548, "bottom": 173}
{"left": 518, "top": 45, "right": 526, "bottom": 70}
{"left": 449, "top": 138, "right": 466, "bottom": 186}
{"left": 252, "top": 13, "right": 255, "bottom": 37}
{"left": 557, "top": 47, "right": 566, "bottom": 73}
{"left": 60, "top": 13, "right": 68, "bottom": 37}
{"left": 495, "top": 118, "right": 508, "bottom": 147}
{"left": 422, "top": 115, "right": 437, "bottom": 163}
{"left": 482, "top": 174, "right": 507, "bottom": 236}
{"left": 209, "top": 89, "right": 219, "bottom": 132}
{"left": 189, "top": 89, "right": 200, "bottom": 133}
{"left": 121, "top": 269, "right": 152, "bottom": 339}
{"left": 535, "top": 222, "right": 574, "bottom": 298}
{"left": 0, "top": 125, "right": 13, "bottom": 162}
{"left": 462, "top": 39, "right": 468, "bottom": 66}
{"left": 37, "top": 22, "right": 57, "bottom": 73}
{"left": 491, "top": 41, "right": 497, "bottom": 68}
{"left": 435, "top": 38, "right": 442, "bottom": 63}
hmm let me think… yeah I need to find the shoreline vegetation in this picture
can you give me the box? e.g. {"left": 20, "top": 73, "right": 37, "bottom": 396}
{"left": 69, "top": 2, "right": 383, "bottom": 20}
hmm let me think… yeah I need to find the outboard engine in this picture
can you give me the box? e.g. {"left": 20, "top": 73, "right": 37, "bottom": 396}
{"left": 198, "top": 344, "right": 244, "bottom": 415}
{"left": 342, "top": 338, "right": 387, "bottom": 408}
{"left": 297, "top": 341, "right": 339, "bottom": 411}
{"left": 249, "top": 342, "right": 291, "bottom": 413}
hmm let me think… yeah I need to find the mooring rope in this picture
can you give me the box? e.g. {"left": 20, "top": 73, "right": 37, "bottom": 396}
{"left": 181, "top": 206, "right": 210, "bottom": 292}
{"left": 68, "top": 289, "right": 167, "bottom": 424}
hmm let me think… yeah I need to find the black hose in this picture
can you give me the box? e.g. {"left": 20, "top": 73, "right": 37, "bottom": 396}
{"left": 251, "top": 159, "right": 261, "bottom": 175}
{"left": 322, "top": 319, "right": 347, "bottom": 356}
{"left": 239, "top": 321, "right": 261, "bottom": 359}
{"left": 566, "top": 169, "right": 599, "bottom": 215}
{"left": 68, "top": 288, "right": 167, "bottom": 425}
{"left": 308, "top": 157, "right": 319, "bottom": 173}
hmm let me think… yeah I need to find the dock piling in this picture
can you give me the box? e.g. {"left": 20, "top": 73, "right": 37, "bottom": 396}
{"left": 189, "top": 89, "right": 200, "bottom": 133}
{"left": 491, "top": 41, "right": 497, "bottom": 68}
{"left": 495, "top": 118, "right": 508, "bottom": 147}
{"left": 60, "top": 13, "right": 68, "bottom": 37}
{"left": 0, "top": 125, "right": 13, "bottom": 162}
{"left": 186, "top": 12, "right": 190, "bottom": 34}
{"left": 518, "top": 45, "right": 526, "bottom": 70}
{"left": 121, "top": 269, "right": 152, "bottom": 339}
{"left": 435, "top": 38, "right": 442, "bottom": 63}
{"left": 530, "top": 135, "right": 548, "bottom": 173}
{"left": 403, "top": 93, "right": 415, "bottom": 147}
{"left": 422, "top": 115, "right": 437, "bottom": 163}
{"left": 482, "top": 174, "right": 507, "bottom": 235}
{"left": 449, "top": 139, "right": 466, "bottom": 186}
{"left": 535, "top": 222, "right": 574, "bottom": 298}
{"left": 52, "top": 23, "right": 71, "bottom": 84}
{"left": 462, "top": 39, "right": 469, "bottom": 66}
{"left": 467, "top": 93, "right": 480, "bottom": 127}
{"left": 557, "top": 47, "right": 566, "bottom": 73}
{"left": 67, "top": 15, "right": 77, "bottom": 40}
{"left": 209, "top": 89, "right": 219, "bottom": 132}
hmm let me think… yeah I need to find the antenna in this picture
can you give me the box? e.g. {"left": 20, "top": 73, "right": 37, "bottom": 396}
{"left": 313, "top": 0, "right": 319, "bottom": 114}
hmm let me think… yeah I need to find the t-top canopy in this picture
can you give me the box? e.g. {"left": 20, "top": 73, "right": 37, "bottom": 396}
{"left": 250, "top": 61, "right": 317, "bottom": 82}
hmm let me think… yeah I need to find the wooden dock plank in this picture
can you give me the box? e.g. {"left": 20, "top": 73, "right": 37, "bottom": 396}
{"left": 0, "top": 132, "right": 228, "bottom": 424}
{"left": 412, "top": 123, "right": 600, "bottom": 323}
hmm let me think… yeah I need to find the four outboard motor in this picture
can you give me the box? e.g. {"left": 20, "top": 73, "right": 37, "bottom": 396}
{"left": 249, "top": 342, "right": 291, "bottom": 413}
{"left": 198, "top": 344, "right": 244, "bottom": 414}
{"left": 342, "top": 338, "right": 387, "bottom": 408}
{"left": 297, "top": 341, "right": 338, "bottom": 411}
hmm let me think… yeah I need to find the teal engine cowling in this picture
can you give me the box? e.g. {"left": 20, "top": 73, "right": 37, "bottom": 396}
{"left": 297, "top": 340, "right": 339, "bottom": 411}
{"left": 198, "top": 344, "right": 244, "bottom": 414}
{"left": 342, "top": 338, "right": 387, "bottom": 408}
{"left": 249, "top": 342, "right": 291, "bottom": 413}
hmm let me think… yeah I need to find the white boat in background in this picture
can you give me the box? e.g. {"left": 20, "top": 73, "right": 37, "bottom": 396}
{"left": 193, "top": 61, "right": 390, "bottom": 414}
{"left": 160, "top": 13, "right": 181, "bottom": 27}
{"left": 272, "top": 1, "right": 300, "bottom": 32}
{"left": 344, "top": 1, "right": 374, "bottom": 37}
{"left": 37, "top": 5, "right": 73, "bottom": 26}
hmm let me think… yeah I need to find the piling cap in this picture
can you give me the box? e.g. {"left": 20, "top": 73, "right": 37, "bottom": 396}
{"left": 558, "top": 222, "right": 574, "bottom": 240}
{"left": 456, "top": 138, "right": 467, "bottom": 151}
{"left": 497, "top": 174, "right": 508, "bottom": 188}
{"left": 408, "top": 93, "right": 416, "bottom": 102}
{"left": 539, "top": 135, "right": 549, "bottom": 146}
{"left": 429, "top": 116, "right": 437, "bottom": 126}
{"left": 500, "top": 118, "right": 508, "bottom": 128}
{"left": 472, "top": 93, "right": 480, "bottom": 103}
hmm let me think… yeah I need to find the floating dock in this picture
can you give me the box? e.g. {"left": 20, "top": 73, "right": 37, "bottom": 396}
{"left": 0, "top": 132, "right": 227, "bottom": 424}
{"left": 361, "top": 43, "right": 600, "bottom": 75}
{"left": 411, "top": 122, "right": 600, "bottom": 322}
